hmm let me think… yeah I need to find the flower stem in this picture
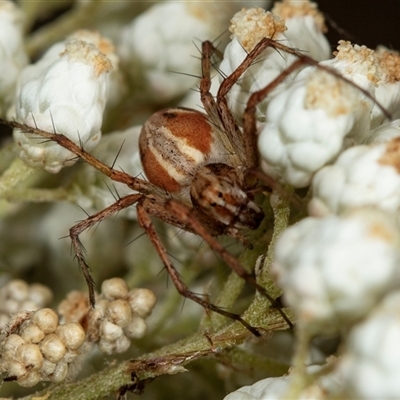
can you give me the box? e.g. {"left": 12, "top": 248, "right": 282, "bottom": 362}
{"left": 0, "top": 157, "right": 37, "bottom": 197}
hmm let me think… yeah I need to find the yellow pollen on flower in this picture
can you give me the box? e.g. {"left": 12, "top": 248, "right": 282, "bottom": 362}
{"left": 304, "top": 70, "right": 360, "bottom": 117}
{"left": 61, "top": 40, "right": 112, "bottom": 77}
{"left": 230, "top": 8, "right": 287, "bottom": 53}
{"left": 368, "top": 222, "right": 398, "bottom": 243}
{"left": 272, "top": 0, "right": 327, "bottom": 33}
{"left": 379, "top": 137, "right": 400, "bottom": 173}
{"left": 333, "top": 40, "right": 382, "bottom": 85}
{"left": 70, "top": 30, "right": 116, "bottom": 57}
{"left": 377, "top": 49, "right": 400, "bottom": 83}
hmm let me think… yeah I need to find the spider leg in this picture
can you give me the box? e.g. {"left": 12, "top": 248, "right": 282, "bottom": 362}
{"left": 136, "top": 200, "right": 262, "bottom": 337}
{"left": 241, "top": 38, "right": 391, "bottom": 165}
{"left": 199, "top": 40, "right": 221, "bottom": 127}
{"left": 253, "top": 38, "right": 391, "bottom": 118}
{"left": 200, "top": 41, "right": 245, "bottom": 163}
{"left": 200, "top": 38, "right": 301, "bottom": 168}
{"left": 242, "top": 56, "right": 306, "bottom": 168}
{"left": 207, "top": 37, "right": 390, "bottom": 169}
{"left": 69, "top": 193, "right": 144, "bottom": 306}
{"left": 165, "top": 199, "right": 293, "bottom": 330}
{"left": 0, "top": 119, "right": 155, "bottom": 195}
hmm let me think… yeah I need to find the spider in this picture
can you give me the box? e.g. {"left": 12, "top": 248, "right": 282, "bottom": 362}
{"left": 1, "top": 38, "right": 387, "bottom": 336}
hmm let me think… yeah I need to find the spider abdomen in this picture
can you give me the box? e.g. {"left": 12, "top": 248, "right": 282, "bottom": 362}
{"left": 139, "top": 108, "right": 215, "bottom": 193}
{"left": 190, "top": 163, "right": 264, "bottom": 230}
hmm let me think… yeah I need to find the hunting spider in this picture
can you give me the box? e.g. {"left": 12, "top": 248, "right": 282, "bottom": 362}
{"left": 2, "top": 38, "right": 385, "bottom": 336}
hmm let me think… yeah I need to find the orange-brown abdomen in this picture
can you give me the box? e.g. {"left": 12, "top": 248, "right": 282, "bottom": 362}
{"left": 139, "top": 108, "right": 215, "bottom": 193}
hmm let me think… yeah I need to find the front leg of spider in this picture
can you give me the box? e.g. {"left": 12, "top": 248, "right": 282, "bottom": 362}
{"left": 136, "top": 201, "right": 262, "bottom": 337}
{"left": 165, "top": 199, "right": 293, "bottom": 330}
{"left": 69, "top": 193, "right": 144, "bottom": 306}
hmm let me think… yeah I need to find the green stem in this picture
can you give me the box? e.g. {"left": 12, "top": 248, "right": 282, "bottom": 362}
{"left": 204, "top": 254, "right": 248, "bottom": 333}
{"left": 259, "top": 190, "right": 291, "bottom": 292}
{"left": 283, "top": 326, "right": 312, "bottom": 398}
{"left": 0, "top": 158, "right": 38, "bottom": 197}
{"left": 208, "top": 189, "right": 294, "bottom": 334}
{"left": 243, "top": 190, "right": 293, "bottom": 329}
{"left": 2, "top": 187, "right": 71, "bottom": 203}
{"left": 18, "top": 328, "right": 253, "bottom": 400}
{"left": 218, "top": 346, "right": 289, "bottom": 378}
{"left": 18, "top": 1, "right": 74, "bottom": 33}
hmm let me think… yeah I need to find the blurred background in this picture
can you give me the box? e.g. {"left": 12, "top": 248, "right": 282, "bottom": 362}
{"left": 318, "top": 0, "right": 400, "bottom": 50}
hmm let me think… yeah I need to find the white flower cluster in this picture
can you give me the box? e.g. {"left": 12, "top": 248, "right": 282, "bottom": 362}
{"left": 221, "top": 4, "right": 400, "bottom": 400}
{"left": 309, "top": 139, "right": 400, "bottom": 218}
{"left": 339, "top": 291, "right": 400, "bottom": 399}
{"left": 272, "top": 208, "right": 400, "bottom": 334}
{"left": 59, "top": 278, "right": 156, "bottom": 355}
{"left": 13, "top": 29, "right": 123, "bottom": 114}
{"left": 224, "top": 364, "right": 341, "bottom": 400}
{"left": 0, "top": 308, "right": 85, "bottom": 387}
{"left": 220, "top": 7, "right": 297, "bottom": 121}
{"left": 259, "top": 67, "right": 371, "bottom": 187}
{"left": 306, "top": 50, "right": 400, "bottom": 217}
{"left": 13, "top": 36, "right": 112, "bottom": 173}
{"left": 0, "top": 0, "right": 28, "bottom": 116}
{"left": 0, "top": 279, "right": 53, "bottom": 329}
{"left": 118, "top": 1, "right": 256, "bottom": 102}
{"left": 220, "top": 2, "right": 330, "bottom": 123}
{"left": 368, "top": 48, "right": 400, "bottom": 128}
{"left": 259, "top": 41, "right": 379, "bottom": 187}
{"left": 271, "top": 0, "right": 330, "bottom": 61}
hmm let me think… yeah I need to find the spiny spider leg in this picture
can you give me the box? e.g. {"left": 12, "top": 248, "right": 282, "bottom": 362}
{"left": 199, "top": 40, "right": 221, "bottom": 127}
{"left": 69, "top": 193, "right": 144, "bottom": 306}
{"left": 2, "top": 119, "right": 270, "bottom": 335}
{"left": 241, "top": 37, "right": 391, "bottom": 146}
{"left": 210, "top": 37, "right": 391, "bottom": 169}
{"left": 136, "top": 202, "right": 261, "bottom": 337}
{"left": 200, "top": 39, "right": 312, "bottom": 172}
{"left": 3, "top": 120, "right": 155, "bottom": 195}
{"left": 242, "top": 55, "right": 306, "bottom": 168}
{"left": 200, "top": 41, "right": 245, "bottom": 163}
{"left": 166, "top": 199, "right": 293, "bottom": 330}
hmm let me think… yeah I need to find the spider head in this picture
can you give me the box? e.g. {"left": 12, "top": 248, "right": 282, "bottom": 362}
{"left": 190, "top": 163, "right": 264, "bottom": 231}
